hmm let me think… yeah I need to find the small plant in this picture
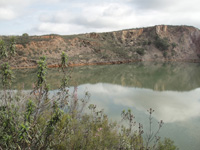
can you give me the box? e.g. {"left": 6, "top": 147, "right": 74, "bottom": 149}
{"left": 142, "top": 40, "right": 148, "bottom": 46}
{"left": 163, "top": 51, "right": 167, "bottom": 58}
{"left": 9, "top": 37, "right": 16, "bottom": 56}
{"left": 0, "top": 37, "right": 16, "bottom": 58}
{"left": 1, "top": 63, "right": 13, "bottom": 89}
{"left": 136, "top": 48, "right": 145, "bottom": 56}
{"left": 36, "top": 56, "right": 47, "bottom": 87}
{"left": 171, "top": 50, "right": 176, "bottom": 56}
{"left": 61, "top": 51, "right": 68, "bottom": 69}
{"left": 171, "top": 43, "right": 177, "bottom": 49}
{"left": 0, "top": 63, "right": 13, "bottom": 106}
{"left": 154, "top": 36, "right": 169, "bottom": 51}
{"left": 0, "top": 40, "right": 8, "bottom": 58}
{"left": 157, "top": 138, "right": 179, "bottom": 150}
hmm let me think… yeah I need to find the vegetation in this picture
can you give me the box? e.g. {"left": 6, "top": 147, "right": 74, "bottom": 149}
{"left": 0, "top": 40, "right": 8, "bottom": 58}
{"left": 136, "top": 48, "right": 145, "bottom": 56}
{"left": 171, "top": 43, "right": 177, "bottom": 49}
{"left": 0, "top": 37, "right": 16, "bottom": 58}
{"left": 0, "top": 53, "right": 178, "bottom": 149}
{"left": 154, "top": 36, "right": 170, "bottom": 51}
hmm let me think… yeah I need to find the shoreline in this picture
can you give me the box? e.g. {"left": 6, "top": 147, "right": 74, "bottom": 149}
{"left": 10, "top": 58, "right": 200, "bottom": 70}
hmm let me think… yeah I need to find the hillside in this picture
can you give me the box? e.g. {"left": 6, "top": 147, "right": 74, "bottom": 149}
{"left": 1, "top": 25, "right": 200, "bottom": 68}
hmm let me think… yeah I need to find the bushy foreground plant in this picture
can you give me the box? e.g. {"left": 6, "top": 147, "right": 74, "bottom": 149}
{"left": 0, "top": 53, "right": 178, "bottom": 150}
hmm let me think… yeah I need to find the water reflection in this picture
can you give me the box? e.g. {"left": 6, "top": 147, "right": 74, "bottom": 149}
{"left": 6, "top": 62, "right": 200, "bottom": 91}
{"left": 76, "top": 83, "right": 200, "bottom": 150}
{"left": 77, "top": 83, "right": 200, "bottom": 123}
{"left": 1, "top": 62, "right": 200, "bottom": 150}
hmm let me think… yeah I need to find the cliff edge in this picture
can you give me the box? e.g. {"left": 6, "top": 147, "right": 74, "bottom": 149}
{"left": 1, "top": 25, "right": 200, "bottom": 68}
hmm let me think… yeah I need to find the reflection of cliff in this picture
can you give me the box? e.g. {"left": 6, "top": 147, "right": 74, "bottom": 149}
{"left": 69, "top": 62, "right": 200, "bottom": 91}
{"left": 4, "top": 62, "right": 200, "bottom": 91}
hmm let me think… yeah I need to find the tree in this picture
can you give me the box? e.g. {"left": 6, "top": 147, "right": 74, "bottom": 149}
{"left": 0, "top": 40, "right": 8, "bottom": 58}
{"left": 9, "top": 37, "right": 16, "bottom": 55}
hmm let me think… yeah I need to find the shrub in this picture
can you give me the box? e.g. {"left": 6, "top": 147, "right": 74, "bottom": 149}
{"left": 163, "top": 51, "right": 167, "bottom": 58}
{"left": 136, "top": 48, "right": 145, "bottom": 56}
{"left": 154, "top": 36, "right": 170, "bottom": 51}
{"left": 171, "top": 43, "right": 177, "bottom": 49}
{"left": 0, "top": 40, "right": 8, "bottom": 58}
{"left": 0, "top": 55, "right": 178, "bottom": 150}
{"left": 157, "top": 138, "right": 178, "bottom": 150}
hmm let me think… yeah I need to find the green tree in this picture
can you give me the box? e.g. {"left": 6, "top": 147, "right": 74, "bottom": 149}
{"left": 0, "top": 63, "right": 13, "bottom": 106}
{"left": 61, "top": 52, "right": 68, "bottom": 69}
{"left": 36, "top": 56, "right": 47, "bottom": 87}
{"left": 0, "top": 40, "right": 8, "bottom": 58}
{"left": 9, "top": 37, "right": 16, "bottom": 56}
{"left": 154, "top": 36, "right": 170, "bottom": 51}
{"left": 1, "top": 63, "right": 13, "bottom": 89}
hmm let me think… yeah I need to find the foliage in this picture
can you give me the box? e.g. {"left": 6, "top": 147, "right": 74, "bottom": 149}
{"left": 154, "top": 36, "right": 170, "bottom": 51}
{"left": 157, "top": 138, "right": 179, "bottom": 150}
{"left": 9, "top": 37, "right": 16, "bottom": 55}
{"left": 163, "top": 51, "right": 167, "bottom": 58}
{"left": 0, "top": 40, "right": 8, "bottom": 58}
{"left": 61, "top": 51, "right": 68, "bottom": 70}
{"left": 136, "top": 48, "right": 145, "bottom": 56}
{"left": 22, "top": 33, "right": 29, "bottom": 37}
{"left": 15, "top": 33, "right": 30, "bottom": 48}
{"left": 1, "top": 63, "right": 13, "bottom": 89}
{"left": 0, "top": 55, "right": 178, "bottom": 150}
{"left": 0, "top": 37, "right": 16, "bottom": 58}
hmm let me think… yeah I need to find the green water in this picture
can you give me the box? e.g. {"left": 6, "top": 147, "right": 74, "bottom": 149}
{"left": 10, "top": 62, "right": 200, "bottom": 91}
{"left": 3, "top": 62, "right": 200, "bottom": 150}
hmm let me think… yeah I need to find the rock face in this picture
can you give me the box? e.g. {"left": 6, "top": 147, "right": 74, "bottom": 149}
{"left": 1, "top": 25, "right": 200, "bottom": 68}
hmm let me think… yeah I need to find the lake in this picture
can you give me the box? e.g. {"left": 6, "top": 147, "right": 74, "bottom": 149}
{"left": 6, "top": 62, "right": 200, "bottom": 150}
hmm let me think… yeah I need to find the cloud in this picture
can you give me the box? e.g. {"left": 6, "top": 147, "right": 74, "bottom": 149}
{"left": 126, "top": 0, "right": 200, "bottom": 13}
{"left": 1, "top": 0, "right": 200, "bottom": 35}
{"left": 125, "top": 0, "right": 175, "bottom": 10}
{"left": 78, "top": 83, "right": 200, "bottom": 123}
{"left": 33, "top": 22, "right": 86, "bottom": 35}
{"left": 0, "top": 0, "right": 30, "bottom": 6}
{"left": 0, "top": 8, "right": 16, "bottom": 20}
{"left": 0, "top": 0, "right": 33, "bottom": 21}
{"left": 34, "top": 2, "right": 137, "bottom": 34}
{"left": 33, "top": 0, "right": 200, "bottom": 35}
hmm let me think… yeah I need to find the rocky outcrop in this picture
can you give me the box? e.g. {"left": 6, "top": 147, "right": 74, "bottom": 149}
{"left": 1, "top": 25, "right": 200, "bottom": 68}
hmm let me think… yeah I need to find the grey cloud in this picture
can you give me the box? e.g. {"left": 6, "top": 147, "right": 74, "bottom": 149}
{"left": 71, "top": 17, "right": 120, "bottom": 29}
{"left": 126, "top": 0, "right": 175, "bottom": 10}
{"left": 38, "top": 6, "right": 126, "bottom": 29}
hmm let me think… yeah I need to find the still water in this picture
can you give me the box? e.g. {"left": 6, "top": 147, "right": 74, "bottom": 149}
{"left": 8, "top": 62, "right": 200, "bottom": 149}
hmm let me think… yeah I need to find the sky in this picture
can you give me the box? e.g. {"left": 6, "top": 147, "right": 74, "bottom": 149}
{"left": 0, "top": 0, "right": 200, "bottom": 35}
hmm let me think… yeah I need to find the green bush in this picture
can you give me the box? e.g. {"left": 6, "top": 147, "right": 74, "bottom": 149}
{"left": 136, "top": 48, "right": 145, "bottom": 56}
{"left": 0, "top": 38, "right": 16, "bottom": 58}
{"left": 163, "top": 51, "right": 167, "bottom": 58}
{"left": 0, "top": 55, "right": 178, "bottom": 150}
{"left": 157, "top": 138, "right": 179, "bottom": 150}
{"left": 154, "top": 36, "right": 170, "bottom": 51}
{"left": 171, "top": 43, "right": 177, "bottom": 49}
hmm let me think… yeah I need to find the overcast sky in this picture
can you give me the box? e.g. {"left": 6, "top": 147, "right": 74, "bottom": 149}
{"left": 0, "top": 0, "right": 200, "bottom": 35}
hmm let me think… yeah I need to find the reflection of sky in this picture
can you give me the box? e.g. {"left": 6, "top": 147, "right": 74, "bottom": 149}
{"left": 1, "top": 83, "right": 200, "bottom": 150}
{"left": 76, "top": 83, "right": 200, "bottom": 150}
{"left": 77, "top": 83, "right": 200, "bottom": 123}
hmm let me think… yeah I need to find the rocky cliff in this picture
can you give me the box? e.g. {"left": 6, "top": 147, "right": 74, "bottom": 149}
{"left": 1, "top": 25, "right": 200, "bottom": 68}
